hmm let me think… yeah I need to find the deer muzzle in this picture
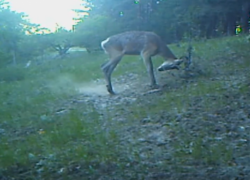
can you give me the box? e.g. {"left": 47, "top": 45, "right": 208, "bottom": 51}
{"left": 157, "top": 59, "right": 184, "bottom": 71}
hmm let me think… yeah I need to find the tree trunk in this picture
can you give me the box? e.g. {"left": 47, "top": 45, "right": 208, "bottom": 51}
{"left": 226, "top": 13, "right": 236, "bottom": 36}
{"left": 12, "top": 50, "right": 16, "bottom": 65}
{"left": 240, "top": 1, "right": 250, "bottom": 33}
{"left": 206, "top": 15, "right": 217, "bottom": 38}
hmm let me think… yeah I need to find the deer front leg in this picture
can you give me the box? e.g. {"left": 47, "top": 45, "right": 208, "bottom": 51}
{"left": 142, "top": 55, "right": 158, "bottom": 89}
{"left": 101, "top": 55, "right": 123, "bottom": 95}
{"left": 101, "top": 62, "right": 115, "bottom": 95}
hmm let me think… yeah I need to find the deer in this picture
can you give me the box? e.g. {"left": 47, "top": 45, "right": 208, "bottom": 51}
{"left": 101, "top": 31, "right": 188, "bottom": 95}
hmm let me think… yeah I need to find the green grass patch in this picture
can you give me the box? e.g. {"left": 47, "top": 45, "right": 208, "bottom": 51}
{"left": 0, "top": 109, "right": 120, "bottom": 178}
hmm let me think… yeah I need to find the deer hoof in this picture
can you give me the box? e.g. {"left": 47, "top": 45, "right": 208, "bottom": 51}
{"left": 107, "top": 85, "right": 116, "bottom": 95}
{"left": 150, "top": 84, "right": 161, "bottom": 90}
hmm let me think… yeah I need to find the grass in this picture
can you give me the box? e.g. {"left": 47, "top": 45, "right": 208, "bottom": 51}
{"left": 0, "top": 108, "right": 120, "bottom": 178}
{"left": 0, "top": 35, "right": 250, "bottom": 179}
{"left": 120, "top": 79, "right": 227, "bottom": 119}
{"left": 0, "top": 53, "right": 123, "bottom": 178}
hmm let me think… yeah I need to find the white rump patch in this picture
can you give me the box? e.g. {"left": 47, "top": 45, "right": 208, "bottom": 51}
{"left": 101, "top": 38, "right": 110, "bottom": 54}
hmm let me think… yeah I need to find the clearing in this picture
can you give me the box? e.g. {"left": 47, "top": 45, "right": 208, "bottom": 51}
{"left": 0, "top": 36, "right": 250, "bottom": 180}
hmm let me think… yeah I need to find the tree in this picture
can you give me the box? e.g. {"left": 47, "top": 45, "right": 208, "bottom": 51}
{"left": 73, "top": 15, "right": 122, "bottom": 51}
{"left": 45, "top": 27, "right": 74, "bottom": 58}
{"left": 0, "top": 0, "right": 31, "bottom": 65}
{"left": 240, "top": 0, "right": 250, "bottom": 33}
{"left": 74, "top": 0, "right": 250, "bottom": 46}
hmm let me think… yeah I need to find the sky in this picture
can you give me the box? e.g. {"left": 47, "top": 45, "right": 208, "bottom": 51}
{"left": 7, "top": 0, "right": 83, "bottom": 31}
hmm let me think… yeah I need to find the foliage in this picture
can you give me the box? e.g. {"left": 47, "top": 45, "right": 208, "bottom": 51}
{"left": 73, "top": 0, "right": 250, "bottom": 46}
{"left": 0, "top": 66, "right": 26, "bottom": 82}
{"left": 0, "top": 0, "right": 44, "bottom": 65}
{"left": 73, "top": 15, "right": 120, "bottom": 50}
{"left": 46, "top": 27, "right": 74, "bottom": 57}
{"left": 0, "top": 2, "right": 24, "bottom": 65}
{"left": 1, "top": 0, "right": 249, "bottom": 66}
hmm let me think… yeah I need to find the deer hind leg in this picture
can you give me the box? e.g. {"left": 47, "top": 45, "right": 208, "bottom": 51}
{"left": 141, "top": 53, "right": 158, "bottom": 89}
{"left": 101, "top": 53, "right": 123, "bottom": 95}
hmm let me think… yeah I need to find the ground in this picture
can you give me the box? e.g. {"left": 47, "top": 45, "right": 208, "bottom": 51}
{"left": 0, "top": 36, "right": 250, "bottom": 179}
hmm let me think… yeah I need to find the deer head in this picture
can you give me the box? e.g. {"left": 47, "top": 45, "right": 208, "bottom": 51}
{"left": 157, "top": 56, "right": 189, "bottom": 71}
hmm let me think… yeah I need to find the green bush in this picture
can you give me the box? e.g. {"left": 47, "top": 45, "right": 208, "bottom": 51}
{"left": 0, "top": 66, "right": 26, "bottom": 82}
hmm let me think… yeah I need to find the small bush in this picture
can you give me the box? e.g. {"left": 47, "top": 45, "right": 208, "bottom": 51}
{"left": 0, "top": 67, "right": 26, "bottom": 82}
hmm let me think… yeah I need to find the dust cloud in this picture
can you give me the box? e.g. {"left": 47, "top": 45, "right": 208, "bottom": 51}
{"left": 77, "top": 83, "right": 108, "bottom": 95}
{"left": 77, "top": 82, "right": 131, "bottom": 95}
{"left": 47, "top": 74, "right": 131, "bottom": 96}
